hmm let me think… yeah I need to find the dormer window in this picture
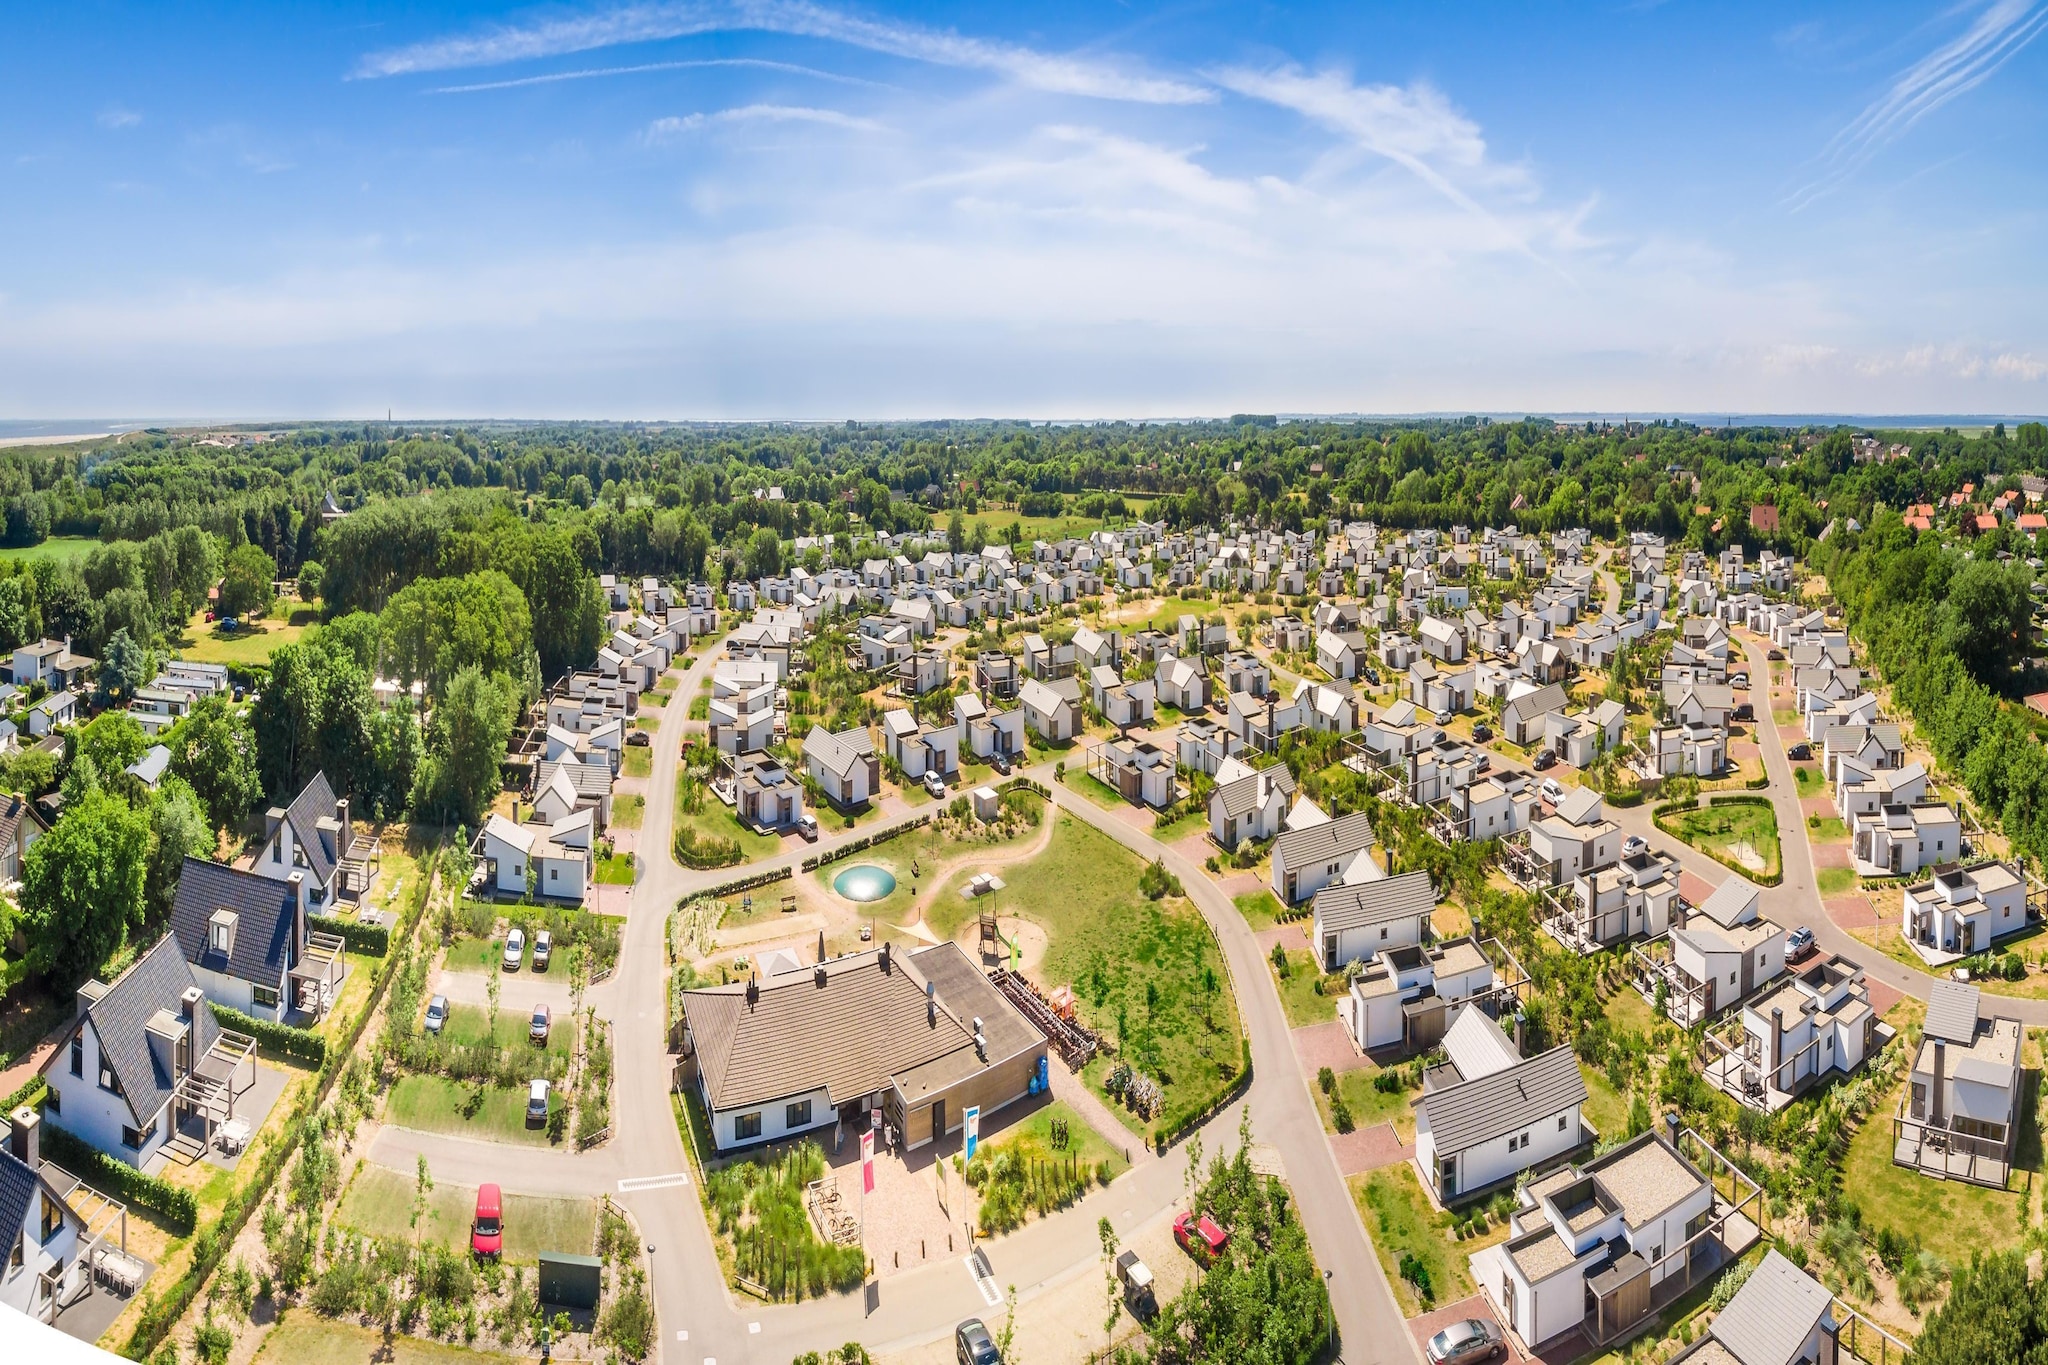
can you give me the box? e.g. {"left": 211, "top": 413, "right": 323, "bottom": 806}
{"left": 210, "top": 908, "right": 238, "bottom": 957}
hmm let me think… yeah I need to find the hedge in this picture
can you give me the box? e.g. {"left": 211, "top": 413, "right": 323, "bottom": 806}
{"left": 39, "top": 1122, "right": 199, "bottom": 1233}
{"left": 208, "top": 1002, "right": 327, "bottom": 1067}
{"left": 1, "top": 1075, "right": 47, "bottom": 1119}
{"left": 308, "top": 912, "right": 388, "bottom": 957}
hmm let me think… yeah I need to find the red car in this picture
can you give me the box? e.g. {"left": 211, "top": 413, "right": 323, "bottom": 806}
{"left": 472, "top": 1183, "right": 503, "bottom": 1258}
{"left": 1173, "top": 1210, "right": 1227, "bottom": 1261}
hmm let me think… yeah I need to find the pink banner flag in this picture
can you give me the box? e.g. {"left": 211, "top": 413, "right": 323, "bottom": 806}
{"left": 861, "top": 1129, "right": 875, "bottom": 1194}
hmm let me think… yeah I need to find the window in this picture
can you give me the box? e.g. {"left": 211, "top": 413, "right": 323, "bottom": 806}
{"left": 1379, "top": 926, "right": 1388, "bottom": 940}
{"left": 212, "top": 923, "right": 230, "bottom": 953}
{"left": 786, "top": 1100, "right": 813, "bottom": 1129}
{"left": 120, "top": 1118, "right": 156, "bottom": 1150}
{"left": 70, "top": 1031, "right": 82, "bottom": 1078}
{"left": 98, "top": 1060, "right": 118, "bottom": 1095}
{"left": 272, "top": 840, "right": 282, "bottom": 865}
{"left": 8, "top": 1231, "right": 19, "bottom": 1270}
{"left": 43, "top": 1088, "right": 58, "bottom": 1116}
{"left": 549, "top": 867, "right": 558, "bottom": 882}
{"left": 252, "top": 984, "right": 280, "bottom": 1010}
{"left": 1559, "top": 1115, "right": 1569, "bottom": 1132}
{"left": 1728, "top": 971, "right": 1736, "bottom": 985}
{"left": 40, "top": 1195, "right": 63, "bottom": 1242}
{"left": 735, "top": 1112, "right": 763, "bottom": 1141}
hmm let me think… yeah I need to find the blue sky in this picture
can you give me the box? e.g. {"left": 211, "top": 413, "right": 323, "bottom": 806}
{"left": 3, "top": 1, "right": 2046, "bottom": 419}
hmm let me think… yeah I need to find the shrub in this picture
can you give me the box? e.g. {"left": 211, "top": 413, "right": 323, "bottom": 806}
{"left": 1317, "top": 1066, "right": 1336, "bottom": 1095}
{"left": 1397, "top": 1251, "right": 1434, "bottom": 1306}
{"left": 1330, "top": 1096, "right": 1354, "bottom": 1133}
{"left": 193, "top": 1318, "right": 232, "bottom": 1365}
{"left": 39, "top": 1122, "right": 198, "bottom": 1231}
{"left": 209, "top": 1002, "right": 327, "bottom": 1066}
{"left": 673, "top": 824, "right": 742, "bottom": 869}
{"left": 308, "top": 912, "right": 389, "bottom": 957}
{"left": 1270, "top": 942, "right": 1290, "bottom": 977}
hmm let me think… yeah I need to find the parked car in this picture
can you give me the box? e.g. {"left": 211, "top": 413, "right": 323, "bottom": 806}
{"left": 924, "top": 770, "right": 947, "bottom": 798}
{"left": 1540, "top": 777, "right": 1565, "bottom": 804}
{"left": 1622, "top": 835, "right": 1647, "bottom": 858}
{"left": 1733, "top": 703, "right": 1755, "bottom": 721}
{"left": 1115, "top": 1249, "right": 1157, "bottom": 1320}
{"left": 1767, "top": 648, "right": 1785, "bottom": 661}
{"left": 471, "top": 1183, "right": 503, "bottom": 1258}
{"left": 1533, "top": 749, "right": 1558, "bottom": 770}
{"left": 1173, "top": 1210, "right": 1228, "bottom": 1261}
{"left": 533, "top": 930, "right": 553, "bottom": 972}
{"left": 1729, "top": 671, "right": 1750, "bottom": 689}
{"left": 991, "top": 751, "right": 1012, "bottom": 775}
{"left": 627, "top": 730, "right": 651, "bottom": 746}
{"left": 955, "top": 1319, "right": 1001, "bottom": 1365}
{"left": 424, "top": 994, "right": 448, "bottom": 1035}
{"left": 1788, "top": 742, "right": 1812, "bottom": 761}
{"left": 526, "top": 1078, "right": 551, "bottom": 1126}
{"left": 502, "top": 928, "right": 525, "bottom": 971}
{"left": 1788, "top": 925, "right": 1816, "bottom": 957}
{"left": 530, "top": 1004, "right": 551, "bottom": 1044}
{"left": 1425, "top": 1317, "right": 1504, "bottom": 1365}
{"left": 1471, "top": 723, "right": 1493, "bottom": 742}
{"left": 798, "top": 813, "right": 819, "bottom": 841}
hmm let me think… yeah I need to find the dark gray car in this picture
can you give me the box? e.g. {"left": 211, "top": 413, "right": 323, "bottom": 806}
{"left": 955, "top": 1319, "right": 1001, "bottom": 1365}
{"left": 1425, "top": 1317, "right": 1503, "bottom": 1365}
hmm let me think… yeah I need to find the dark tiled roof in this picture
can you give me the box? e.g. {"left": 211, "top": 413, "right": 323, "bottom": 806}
{"left": 0, "top": 1147, "right": 37, "bottom": 1248}
{"left": 1707, "top": 1249, "right": 1833, "bottom": 1365}
{"left": 169, "top": 857, "right": 299, "bottom": 991}
{"left": 1420, "top": 1044, "right": 1588, "bottom": 1155}
{"left": 79, "top": 935, "right": 219, "bottom": 1127}
{"left": 1312, "top": 869, "right": 1436, "bottom": 934}
{"left": 1273, "top": 811, "right": 1377, "bottom": 870}
{"left": 1924, "top": 979, "right": 1981, "bottom": 1045}
{"left": 0, "top": 792, "right": 48, "bottom": 857}
{"left": 281, "top": 771, "right": 340, "bottom": 888}
{"left": 1214, "top": 767, "right": 1294, "bottom": 820}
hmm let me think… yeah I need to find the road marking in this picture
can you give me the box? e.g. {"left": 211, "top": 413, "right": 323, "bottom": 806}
{"left": 964, "top": 1252, "right": 1002, "bottom": 1307}
{"left": 617, "top": 1172, "right": 692, "bottom": 1192}
{"left": 676, "top": 1331, "right": 689, "bottom": 1342}
{"left": 749, "top": 1322, "right": 761, "bottom": 1334}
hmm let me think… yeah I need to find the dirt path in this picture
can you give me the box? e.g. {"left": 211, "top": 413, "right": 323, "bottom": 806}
{"left": 901, "top": 806, "right": 1060, "bottom": 933}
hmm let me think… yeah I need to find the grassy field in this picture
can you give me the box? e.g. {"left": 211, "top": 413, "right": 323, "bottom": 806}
{"left": 335, "top": 1164, "right": 596, "bottom": 1263}
{"left": 675, "top": 777, "right": 783, "bottom": 861}
{"left": 1658, "top": 799, "right": 1781, "bottom": 881}
{"left": 595, "top": 852, "right": 635, "bottom": 885}
{"left": 622, "top": 746, "right": 652, "bottom": 779}
{"left": 1793, "top": 764, "right": 1826, "bottom": 798}
{"left": 385, "top": 1074, "right": 565, "bottom": 1147}
{"left": 1151, "top": 807, "right": 1207, "bottom": 844}
{"left": 1353, "top": 1165, "right": 1494, "bottom": 1315}
{"left": 1060, "top": 769, "right": 1126, "bottom": 810}
{"left": 1270, "top": 948, "right": 1338, "bottom": 1028}
{"left": 175, "top": 605, "right": 316, "bottom": 666}
{"left": 1581, "top": 1064, "right": 1630, "bottom": 1140}
{"left": 0, "top": 536, "right": 96, "bottom": 565}
{"left": 1316, "top": 1065, "right": 1417, "bottom": 1140}
{"left": 1816, "top": 866, "right": 1860, "bottom": 896}
{"left": 439, "top": 1001, "right": 572, "bottom": 1057}
{"left": 1843, "top": 1080, "right": 2031, "bottom": 1263}
{"left": 929, "top": 815, "right": 1244, "bottom": 1139}
{"left": 254, "top": 1316, "right": 528, "bottom": 1365}
{"left": 449, "top": 932, "right": 534, "bottom": 974}
{"left": 811, "top": 800, "right": 1045, "bottom": 931}
{"left": 613, "top": 793, "right": 645, "bottom": 829}
{"left": 979, "top": 1099, "right": 1132, "bottom": 1179}
{"left": 1233, "top": 889, "right": 1285, "bottom": 931}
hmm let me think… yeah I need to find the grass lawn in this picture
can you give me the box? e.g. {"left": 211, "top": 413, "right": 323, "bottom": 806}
{"left": 1810, "top": 816, "right": 1847, "bottom": 841}
{"left": 1317, "top": 1066, "right": 1417, "bottom": 1141}
{"left": 1843, "top": 1080, "right": 2031, "bottom": 1263}
{"left": 0, "top": 535, "right": 96, "bottom": 565}
{"left": 635, "top": 714, "right": 661, "bottom": 731}
{"left": 595, "top": 853, "right": 636, "bottom": 885}
{"left": 1773, "top": 708, "right": 1801, "bottom": 728}
{"left": 439, "top": 1002, "right": 573, "bottom": 1057}
{"left": 1060, "top": 769, "right": 1126, "bottom": 810}
{"left": 385, "top": 1074, "right": 566, "bottom": 1147}
{"left": 335, "top": 1164, "right": 596, "bottom": 1263}
{"left": 1152, "top": 807, "right": 1207, "bottom": 844}
{"left": 1793, "top": 764, "right": 1826, "bottom": 797}
{"left": 1233, "top": 889, "right": 1285, "bottom": 931}
{"left": 1270, "top": 949, "right": 1338, "bottom": 1029}
{"left": 934, "top": 816, "right": 1245, "bottom": 1140}
{"left": 622, "top": 746, "right": 652, "bottom": 779}
{"left": 175, "top": 606, "right": 316, "bottom": 666}
{"left": 254, "top": 1314, "right": 528, "bottom": 1365}
{"left": 613, "top": 793, "right": 645, "bottom": 829}
{"left": 1603, "top": 988, "right": 1661, "bottom": 1036}
{"left": 980, "top": 1098, "right": 1132, "bottom": 1180}
{"left": 313, "top": 951, "right": 380, "bottom": 1039}
{"left": 1816, "top": 866, "right": 1860, "bottom": 896}
{"left": 449, "top": 932, "right": 529, "bottom": 973}
{"left": 674, "top": 780, "right": 783, "bottom": 861}
{"left": 1658, "top": 799, "right": 1781, "bottom": 881}
{"left": 811, "top": 802, "right": 1045, "bottom": 931}
{"left": 1353, "top": 1165, "right": 1483, "bottom": 1315}
{"left": 1581, "top": 1064, "right": 1630, "bottom": 1140}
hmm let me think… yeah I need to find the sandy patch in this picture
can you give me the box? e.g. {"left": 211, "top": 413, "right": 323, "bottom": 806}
{"left": 954, "top": 914, "right": 1049, "bottom": 972}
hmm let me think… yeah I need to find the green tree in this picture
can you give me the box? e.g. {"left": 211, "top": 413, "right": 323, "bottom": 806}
{"left": 95, "top": 628, "right": 153, "bottom": 706}
{"left": 523, "top": 533, "right": 603, "bottom": 680}
{"left": 69, "top": 710, "right": 149, "bottom": 783}
{"left": 411, "top": 666, "right": 516, "bottom": 826}
{"left": 1940, "top": 558, "right": 2033, "bottom": 685}
{"left": 166, "top": 695, "right": 263, "bottom": 834}
{"left": 1911, "top": 1249, "right": 2045, "bottom": 1364}
{"left": 381, "top": 571, "right": 532, "bottom": 697}
{"left": 296, "top": 559, "right": 325, "bottom": 602}
{"left": 20, "top": 790, "right": 151, "bottom": 986}
{"left": 217, "top": 543, "right": 277, "bottom": 620}
{"left": 145, "top": 776, "right": 211, "bottom": 924}
{"left": 251, "top": 638, "right": 374, "bottom": 800}
{"left": 743, "top": 527, "right": 782, "bottom": 580}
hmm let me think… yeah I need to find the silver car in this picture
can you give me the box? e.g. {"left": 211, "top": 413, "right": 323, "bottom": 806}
{"left": 1426, "top": 1318, "right": 1503, "bottom": 1365}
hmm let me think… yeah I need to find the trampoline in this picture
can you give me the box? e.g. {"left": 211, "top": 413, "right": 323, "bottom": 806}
{"left": 832, "top": 864, "right": 898, "bottom": 902}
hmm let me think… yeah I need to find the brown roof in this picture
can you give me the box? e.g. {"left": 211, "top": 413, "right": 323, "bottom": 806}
{"left": 682, "top": 941, "right": 1041, "bottom": 1113}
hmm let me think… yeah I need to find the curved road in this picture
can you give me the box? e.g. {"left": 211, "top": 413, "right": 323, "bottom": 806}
{"left": 569, "top": 640, "right": 1419, "bottom": 1365}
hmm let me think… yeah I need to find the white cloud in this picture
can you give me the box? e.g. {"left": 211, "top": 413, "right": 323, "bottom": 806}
{"left": 645, "top": 104, "right": 887, "bottom": 139}
{"left": 1792, "top": 0, "right": 2048, "bottom": 207}
{"left": 356, "top": 0, "right": 1212, "bottom": 104}
{"left": 97, "top": 107, "right": 142, "bottom": 130}
{"left": 431, "top": 56, "right": 893, "bottom": 95}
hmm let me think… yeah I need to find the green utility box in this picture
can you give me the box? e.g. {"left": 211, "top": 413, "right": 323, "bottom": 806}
{"left": 538, "top": 1251, "right": 602, "bottom": 1310}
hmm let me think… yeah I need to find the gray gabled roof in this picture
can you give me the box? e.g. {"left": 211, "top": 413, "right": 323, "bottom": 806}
{"left": 0, "top": 1147, "right": 39, "bottom": 1248}
{"left": 72, "top": 934, "right": 220, "bottom": 1127}
{"left": 1420, "top": 1042, "right": 1588, "bottom": 1155}
{"left": 804, "top": 725, "right": 873, "bottom": 781}
{"left": 169, "top": 857, "right": 300, "bottom": 991}
{"left": 1272, "top": 811, "right": 1377, "bottom": 870}
{"left": 1706, "top": 1249, "right": 1833, "bottom": 1365}
{"left": 280, "top": 771, "right": 340, "bottom": 888}
{"left": 1924, "top": 978, "right": 1982, "bottom": 1045}
{"left": 1502, "top": 683, "right": 1568, "bottom": 724}
{"left": 1213, "top": 766, "right": 1294, "bottom": 820}
{"left": 1311, "top": 869, "right": 1435, "bottom": 934}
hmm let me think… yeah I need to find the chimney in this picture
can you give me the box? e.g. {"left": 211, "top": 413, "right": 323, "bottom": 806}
{"left": 814, "top": 964, "right": 828, "bottom": 988}
{"left": 9, "top": 1107, "right": 39, "bottom": 1171}
{"left": 879, "top": 942, "right": 892, "bottom": 974}
{"left": 1664, "top": 1109, "right": 1680, "bottom": 1149}
{"left": 817, "top": 930, "right": 826, "bottom": 964}
{"left": 927, "top": 978, "right": 938, "bottom": 1027}
{"left": 288, "top": 871, "right": 306, "bottom": 959}
{"left": 336, "top": 797, "right": 351, "bottom": 854}
{"left": 1931, "top": 1038, "right": 1946, "bottom": 1127}
{"left": 181, "top": 987, "right": 204, "bottom": 1022}
{"left": 745, "top": 975, "right": 759, "bottom": 1008}
{"left": 1770, "top": 1008, "right": 1783, "bottom": 1089}
{"left": 264, "top": 806, "right": 286, "bottom": 840}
